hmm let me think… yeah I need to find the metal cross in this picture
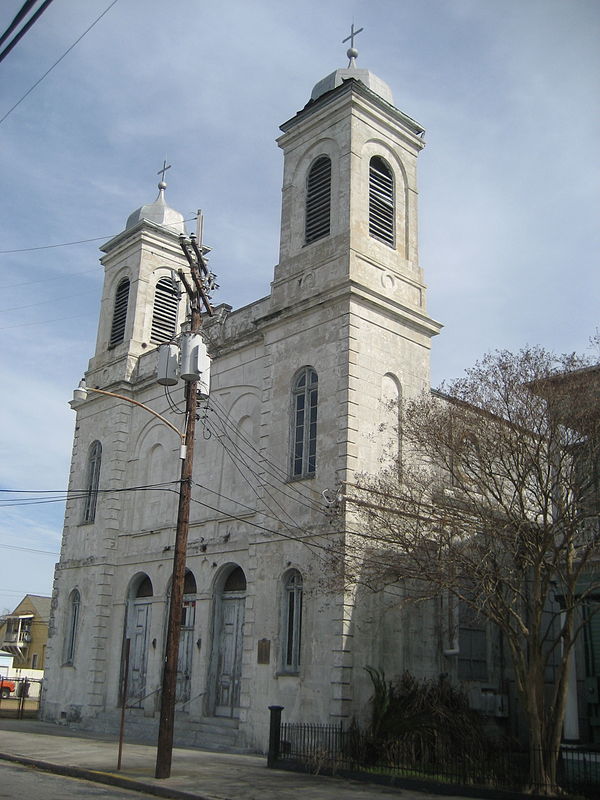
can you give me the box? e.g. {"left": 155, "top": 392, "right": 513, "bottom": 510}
{"left": 342, "top": 23, "right": 363, "bottom": 48}
{"left": 157, "top": 159, "right": 171, "bottom": 182}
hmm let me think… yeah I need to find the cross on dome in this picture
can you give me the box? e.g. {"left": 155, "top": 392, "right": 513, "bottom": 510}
{"left": 342, "top": 22, "right": 363, "bottom": 67}
{"left": 157, "top": 159, "right": 171, "bottom": 188}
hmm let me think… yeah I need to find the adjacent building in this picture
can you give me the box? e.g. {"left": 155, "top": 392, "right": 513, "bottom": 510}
{"left": 0, "top": 594, "right": 50, "bottom": 672}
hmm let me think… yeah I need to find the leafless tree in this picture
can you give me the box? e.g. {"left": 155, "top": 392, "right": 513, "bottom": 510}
{"left": 345, "top": 347, "right": 600, "bottom": 795}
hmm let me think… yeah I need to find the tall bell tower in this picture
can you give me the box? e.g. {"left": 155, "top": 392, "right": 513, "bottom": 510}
{"left": 272, "top": 37, "right": 436, "bottom": 336}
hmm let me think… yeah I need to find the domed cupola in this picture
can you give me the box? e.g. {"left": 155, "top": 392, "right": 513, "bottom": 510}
{"left": 125, "top": 176, "right": 186, "bottom": 234}
{"left": 310, "top": 26, "right": 393, "bottom": 105}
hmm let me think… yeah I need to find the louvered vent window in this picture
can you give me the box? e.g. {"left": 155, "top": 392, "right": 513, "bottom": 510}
{"left": 109, "top": 278, "right": 129, "bottom": 347}
{"left": 150, "top": 277, "right": 179, "bottom": 344}
{"left": 369, "top": 156, "right": 395, "bottom": 247}
{"left": 305, "top": 156, "right": 331, "bottom": 244}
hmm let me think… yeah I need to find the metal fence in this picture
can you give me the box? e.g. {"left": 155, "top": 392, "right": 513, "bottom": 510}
{"left": 272, "top": 719, "right": 600, "bottom": 798}
{"left": 0, "top": 676, "right": 42, "bottom": 719}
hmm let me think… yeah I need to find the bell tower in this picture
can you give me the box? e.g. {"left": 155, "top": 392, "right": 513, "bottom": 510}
{"left": 271, "top": 39, "right": 439, "bottom": 348}
{"left": 87, "top": 173, "right": 190, "bottom": 388}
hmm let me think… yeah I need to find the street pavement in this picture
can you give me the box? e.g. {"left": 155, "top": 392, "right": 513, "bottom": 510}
{"left": 0, "top": 718, "right": 481, "bottom": 800}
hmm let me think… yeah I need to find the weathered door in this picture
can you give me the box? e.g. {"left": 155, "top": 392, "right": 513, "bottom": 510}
{"left": 128, "top": 601, "right": 151, "bottom": 704}
{"left": 176, "top": 598, "right": 195, "bottom": 704}
{"left": 214, "top": 593, "right": 245, "bottom": 717}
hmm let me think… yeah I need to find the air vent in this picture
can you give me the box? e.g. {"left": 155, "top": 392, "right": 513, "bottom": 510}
{"left": 150, "top": 277, "right": 179, "bottom": 344}
{"left": 305, "top": 156, "right": 331, "bottom": 244}
{"left": 369, "top": 156, "right": 395, "bottom": 247}
{"left": 109, "top": 278, "right": 130, "bottom": 347}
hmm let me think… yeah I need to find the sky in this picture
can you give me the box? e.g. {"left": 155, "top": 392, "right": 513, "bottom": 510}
{"left": 0, "top": 0, "right": 598, "bottom": 615}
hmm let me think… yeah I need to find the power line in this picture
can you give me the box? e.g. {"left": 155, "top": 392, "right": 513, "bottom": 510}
{"left": 0, "top": 542, "right": 58, "bottom": 556}
{"left": 0, "top": 288, "right": 97, "bottom": 313}
{"left": 0, "top": 2, "right": 38, "bottom": 48}
{"left": 0, "top": 0, "right": 55, "bottom": 65}
{"left": 0, "top": 216, "right": 198, "bottom": 255}
{"left": 0, "top": 0, "right": 120, "bottom": 127}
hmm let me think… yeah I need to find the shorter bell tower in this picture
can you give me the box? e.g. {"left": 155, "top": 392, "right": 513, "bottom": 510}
{"left": 87, "top": 173, "right": 190, "bottom": 387}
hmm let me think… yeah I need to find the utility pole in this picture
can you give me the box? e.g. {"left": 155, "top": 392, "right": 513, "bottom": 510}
{"left": 155, "top": 227, "right": 214, "bottom": 779}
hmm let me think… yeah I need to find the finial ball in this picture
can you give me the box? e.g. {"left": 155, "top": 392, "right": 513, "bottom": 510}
{"left": 347, "top": 47, "right": 358, "bottom": 60}
{"left": 158, "top": 181, "right": 167, "bottom": 190}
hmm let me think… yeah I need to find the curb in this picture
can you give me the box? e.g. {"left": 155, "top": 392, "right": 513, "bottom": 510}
{"left": 0, "top": 751, "right": 214, "bottom": 800}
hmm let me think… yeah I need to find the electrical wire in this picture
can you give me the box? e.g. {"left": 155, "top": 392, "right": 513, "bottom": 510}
{"left": 0, "top": 0, "right": 55, "bottom": 65}
{"left": 206, "top": 395, "right": 326, "bottom": 510}
{"left": 0, "top": 288, "right": 97, "bottom": 313}
{"left": 0, "top": 2, "right": 38, "bottom": 48}
{"left": 0, "top": 542, "right": 58, "bottom": 556}
{"left": 0, "top": 216, "right": 198, "bottom": 255}
{"left": 0, "top": 0, "right": 120, "bottom": 127}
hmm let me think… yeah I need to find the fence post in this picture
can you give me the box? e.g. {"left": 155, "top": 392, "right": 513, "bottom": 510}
{"left": 267, "top": 705, "right": 284, "bottom": 768}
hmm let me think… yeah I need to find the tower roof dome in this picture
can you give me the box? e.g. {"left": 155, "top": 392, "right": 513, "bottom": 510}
{"left": 125, "top": 181, "right": 185, "bottom": 234}
{"left": 310, "top": 31, "right": 393, "bottom": 105}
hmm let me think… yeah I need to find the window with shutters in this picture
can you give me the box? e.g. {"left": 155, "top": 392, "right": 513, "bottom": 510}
{"left": 281, "top": 570, "right": 303, "bottom": 672}
{"left": 291, "top": 367, "right": 318, "bottom": 478}
{"left": 82, "top": 441, "right": 101, "bottom": 524}
{"left": 369, "top": 156, "right": 395, "bottom": 247}
{"left": 109, "top": 278, "right": 130, "bottom": 347}
{"left": 305, "top": 156, "right": 331, "bottom": 244}
{"left": 150, "top": 277, "right": 179, "bottom": 344}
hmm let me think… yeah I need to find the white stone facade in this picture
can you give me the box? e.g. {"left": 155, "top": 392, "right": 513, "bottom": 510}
{"left": 42, "top": 64, "right": 452, "bottom": 751}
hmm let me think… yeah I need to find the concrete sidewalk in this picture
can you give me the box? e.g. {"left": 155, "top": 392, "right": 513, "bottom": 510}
{"left": 0, "top": 718, "right": 477, "bottom": 800}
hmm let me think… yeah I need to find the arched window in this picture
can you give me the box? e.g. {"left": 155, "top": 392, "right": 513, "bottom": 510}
{"left": 109, "top": 278, "right": 130, "bottom": 347}
{"left": 150, "top": 276, "right": 179, "bottom": 344}
{"left": 305, "top": 156, "right": 331, "bottom": 244}
{"left": 82, "top": 440, "right": 101, "bottom": 523}
{"left": 63, "top": 588, "right": 80, "bottom": 665}
{"left": 291, "top": 367, "right": 318, "bottom": 478}
{"left": 282, "top": 570, "right": 303, "bottom": 672}
{"left": 369, "top": 156, "right": 395, "bottom": 247}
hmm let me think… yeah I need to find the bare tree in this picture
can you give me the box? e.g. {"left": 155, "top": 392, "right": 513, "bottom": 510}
{"left": 345, "top": 347, "right": 600, "bottom": 795}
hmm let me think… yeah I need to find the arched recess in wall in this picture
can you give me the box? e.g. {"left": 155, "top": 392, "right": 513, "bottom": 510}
{"left": 362, "top": 140, "right": 408, "bottom": 259}
{"left": 131, "top": 422, "right": 177, "bottom": 532}
{"left": 379, "top": 373, "right": 401, "bottom": 472}
{"left": 290, "top": 137, "right": 339, "bottom": 253}
{"left": 122, "top": 573, "right": 153, "bottom": 706}
{"left": 217, "top": 391, "right": 260, "bottom": 514}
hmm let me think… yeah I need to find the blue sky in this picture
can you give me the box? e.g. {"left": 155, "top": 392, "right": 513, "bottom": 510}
{"left": 0, "top": 0, "right": 598, "bottom": 614}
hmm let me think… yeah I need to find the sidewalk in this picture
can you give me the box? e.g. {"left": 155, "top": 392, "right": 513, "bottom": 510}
{"left": 0, "top": 718, "right": 477, "bottom": 800}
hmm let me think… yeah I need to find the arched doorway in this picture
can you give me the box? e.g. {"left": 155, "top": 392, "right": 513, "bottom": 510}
{"left": 124, "top": 574, "right": 153, "bottom": 705}
{"left": 210, "top": 565, "right": 246, "bottom": 718}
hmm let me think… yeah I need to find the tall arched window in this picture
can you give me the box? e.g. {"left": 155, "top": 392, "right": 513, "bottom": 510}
{"left": 282, "top": 570, "right": 303, "bottom": 672}
{"left": 63, "top": 588, "right": 80, "bottom": 665}
{"left": 150, "top": 276, "right": 179, "bottom": 344}
{"left": 369, "top": 156, "right": 395, "bottom": 247}
{"left": 110, "top": 277, "right": 130, "bottom": 347}
{"left": 291, "top": 367, "right": 318, "bottom": 478}
{"left": 305, "top": 156, "right": 331, "bottom": 244}
{"left": 82, "top": 440, "right": 101, "bottom": 523}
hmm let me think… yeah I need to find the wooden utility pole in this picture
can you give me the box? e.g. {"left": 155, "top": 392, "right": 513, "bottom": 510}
{"left": 155, "top": 229, "right": 213, "bottom": 779}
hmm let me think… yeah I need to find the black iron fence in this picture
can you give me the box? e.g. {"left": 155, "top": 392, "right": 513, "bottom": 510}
{"left": 267, "top": 711, "right": 600, "bottom": 798}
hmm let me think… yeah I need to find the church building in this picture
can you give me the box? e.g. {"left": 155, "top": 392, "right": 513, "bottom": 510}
{"left": 40, "top": 44, "right": 478, "bottom": 751}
